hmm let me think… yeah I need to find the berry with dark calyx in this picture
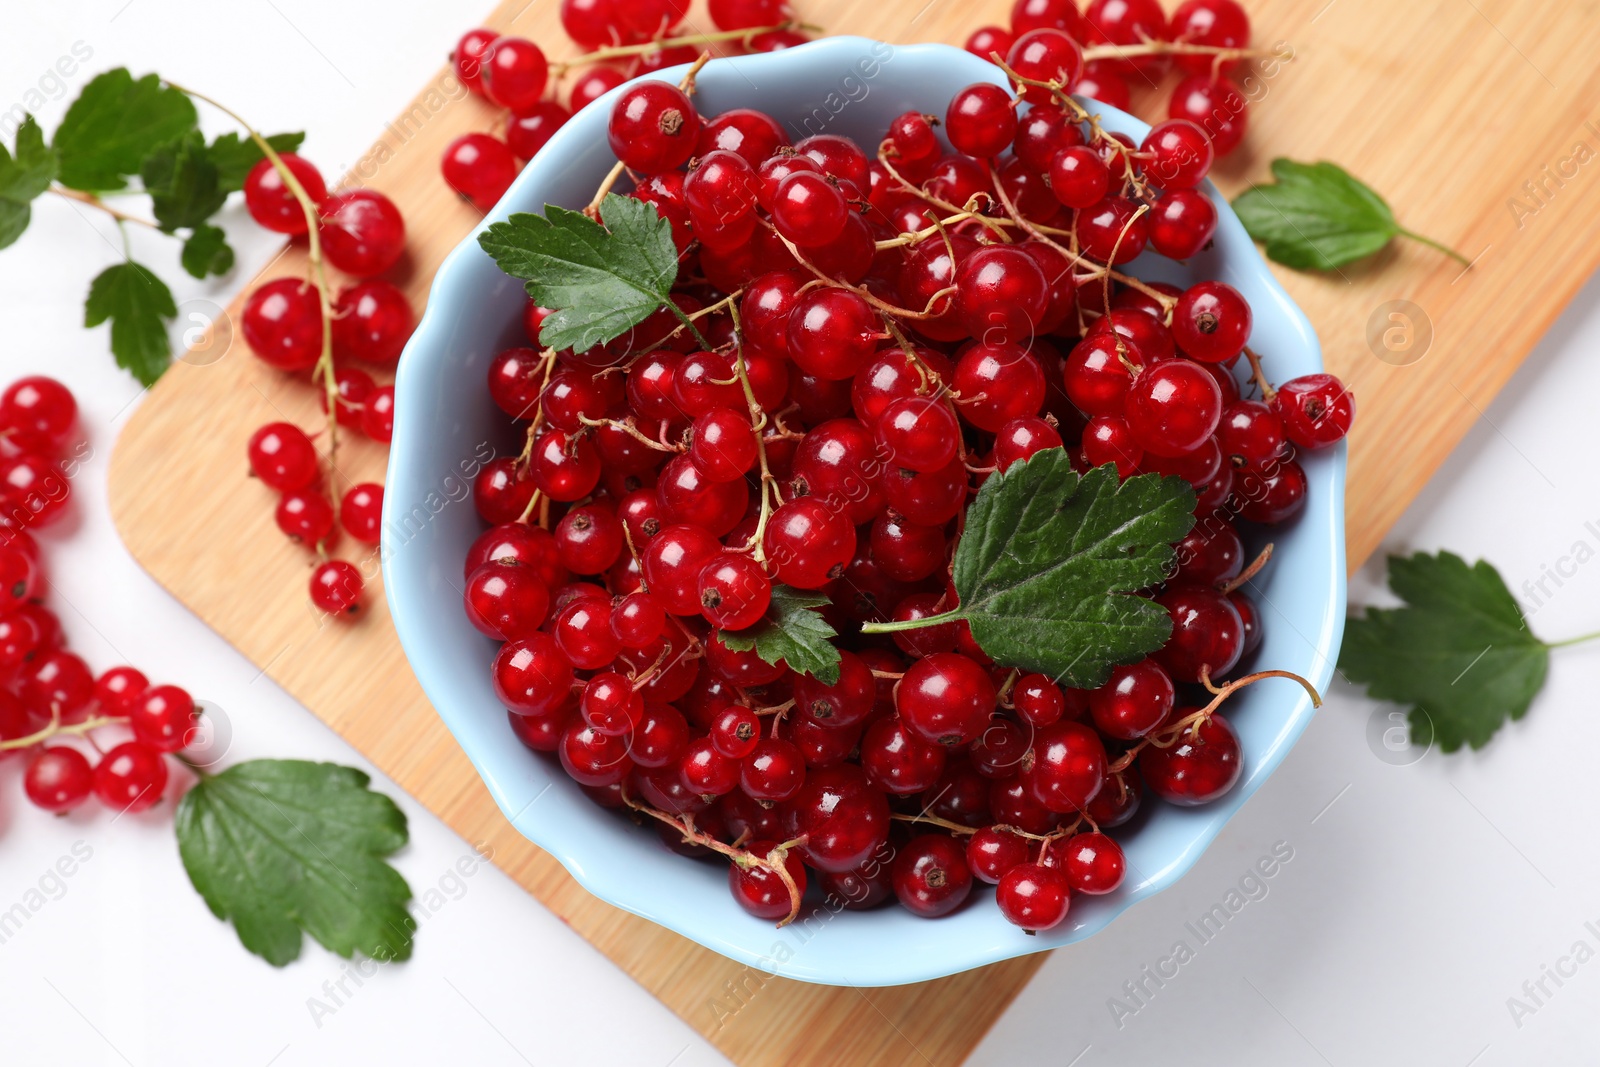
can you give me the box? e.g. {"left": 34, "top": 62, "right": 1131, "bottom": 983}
{"left": 310, "top": 560, "right": 364, "bottom": 616}
{"left": 997, "top": 861, "right": 1071, "bottom": 931}
{"left": 93, "top": 741, "right": 168, "bottom": 812}
{"left": 319, "top": 189, "right": 406, "bottom": 278}
{"left": 1173, "top": 281, "right": 1252, "bottom": 363}
{"left": 642, "top": 523, "right": 721, "bottom": 616}
{"left": 1140, "top": 711, "right": 1243, "bottom": 805}
{"left": 897, "top": 652, "right": 996, "bottom": 747}
{"left": 507, "top": 101, "right": 571, "bottom": 161}
{"left": 247, "top": 423, "right": 318, "bottom": 492}
{"left": 1216, "top": 400, "right": 1284, "bottom": 470}
{"left": 465, "top": 559, "right": 550, "bottom": 641}
{"left": 763, "top": 497, "right": 856, "bottom": 589}
{"left": 276, "top": 488, "right": 336, "bottom": 545}
{"left": 946, "top": 83, "right": 1018, "bottom": 159}
{"left": 892, "top": 834, "right": 974, "bottom": 918}
{"left": 441, "top": 134, "right": 518, "bottom": 211}
{"left": 243, "top": 154, "right": 326, "bottom": 235}
{"left": 609, "top": 82, "right": 700, "bottom": 174}
{"left": 1125, "top": 359, "right": 1223, "bottom": 457}
{"left": 730, "top": 843, "right": 807, "bottom": 921}
{"left": 794, "top": 650, "right": 876, "bottom": 727}
{"left": 697, "top": 552, "right": 771, "bottom": 631}
{"left": 1272, "top": 373, "right": 1356, "bottom": 449}
{"left": 242, "top": 278, "right": 322, "bottom": 371}
{"left": 554, "top": 504, "right": 624, "bottom": 575}
{"left": 1048, "top": 831, "right": 1126, "bottom": 894}
{"left": 1140, "top": 120, "right": 1214, "bottom": 190}
{"left": 452, "top": 27, "right": 497, "bottom": 94}
{"left": 25, "top": 747, "right": 94, "bottom": 812}
{"left": 1007, "top": 29, "right": 1084, "bottom": 104}
{"left": 1149, "top": 189, "right": 1218, "bottom": 260}
{"left": 479, "top": 37, "right": 549, "bottom": 112}
{"left": 128, "top": 685, "right": 197, "bottom": 752}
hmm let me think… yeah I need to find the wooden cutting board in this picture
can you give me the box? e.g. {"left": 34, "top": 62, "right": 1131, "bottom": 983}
{"left": 107, "top": 2, "right": 1600, "bottom": 1063}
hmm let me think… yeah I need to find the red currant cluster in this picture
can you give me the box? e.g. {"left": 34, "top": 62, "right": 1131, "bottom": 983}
{"left": 0, "top": 378, "right": 202, "bottom": 815}
{"left": 239, "top": 152, "right": 410, "bottom": 618}
{"left": 467, "top": 7, "right": 1351, "bottom": 932}
{"left": 442, "top": 1, "right": 811, "bottom": 210}
{"left": 969, "top": 0, "right": 1256, "bottom": 158}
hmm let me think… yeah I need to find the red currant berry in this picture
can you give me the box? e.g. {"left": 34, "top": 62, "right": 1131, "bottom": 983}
{"left": 763, "top": 497, "right": 856, "bottom": 589}
{"left": 441, "top": 134, "right": 517, "bottom": 211}
{"left": 1007, "top": 29, "right": 1084, "bottom": 104}
{"left": 1084, "top": 0, "right": 1170, "bottom": 76}
{"left": 1089, "top": 659, "right": 1174, "bottom": 739}
{"left": 560, "top": 719, "right": 634, "bottom": 787}
{"left": 955, "top": 245, "right": 1049, "bottom": 346}
{"left": 276, "top": 488, "right": 335, "bottom": 545}
{"left": 1157, "top": 585, "right": 1244, "bottom": 683}
{"left": 479, "top": 37, "right": 549, "bottom": 111}
{"left": 860, "top": 717, "right": 947, "bottom": 795}
{"left": 128, "top": 685, "right": 197, "bottom": 752}
{"left": 310, "top": 560, "right": 363, "bottom": 616}
{"left": 729, "top": 842, "right": 807, "bottom": 920}
{"left": 333, "top": 280, "right": 413, "bottom": 365}
{"left": 319, "top": 189, "right": 406, "bottom": 277}
{"left": 1272, "top": 373, "right": 1356, "bottom": 449}
{"left": 642, "top": 523, "right": 721, "bottom": 616}
{"left": 1013, "top": 673, "right": 1069, "bottom": 727}
{"left": 1236, "top": 457, "right": 1308, "bottom": 524}
{"left": 1140, "top": 120, "right": 1214, "bottom": 190}
{"left": 1170, "top": 0, "right": 1251, "bottom": 74}
{"left": 465, "top": 558, "right": 550, "bottom": 641}
{"left": 1049, "top": 145, "right": 1110, "bottom": 209}
{"left": 892, "top": 834, "right": 973, "bottom": 918}
{"left": 1125, "top": 359, "right": 1223, "bottom": 457}
{"left": 1074, "top": 195, "right": 1149, "bottom": 264}
{"left": 1140, "top": 711, "right": 1242, "bottom": 804}
{"left": 242, "top": 278, "right": 322, "bottom": 371}
{"left": 954, "top": 341, "right": 1046, "bottom": 431}
{"left": 1148, "top": 188, "right": 1218, "bottom": 259}
{"left": 246, "top": 423, "right": 317, "bottom": 492}
{"left": 781, "top": 765, "right": 890, "bottom": 873}
{"left": 452, "top": 27, "right": 497, "bottom": 94}
{"left": 568, "top": 66, "right": 627, "bottom": 113}
{"left": 24, "top": 746, "right": 93, "bottom": 812}
{"left": 997, "top": 861, "right": 1071, "bottom": 930}
{"left": 338, "top": 482, "right": 383, "bottom": 544}
{"left": 786, "top": 289, "right": 880, "bottom": 381}
{"left": 243, "top": 154, "right": 326, "bottom": 235}
{"left": 966, "top": 25, "right": 1016, "bottom": 62}
{"left": 946, "top": 83, "right": 1018, "bottom": 158}
{"left": 608, "top": 82, "right": 700, "bottom": 173}
{"left": 1173, "top": 281, "right": 1251, "bottom": 363}
{"left": 1053, "top": 831, "right": 1126, "bottom": 894}
{"left": 897, "top": 652, "right": 996, "bottom": 747}
{"left": 94, "top": 666, "right": 148, "bottom": 717}
{"left": 1169, "top": 75, "right": 1248, "bottom": 155}
{"left": 697, "top": 552, "right": 771, "bottom": 630}
{"left": 507, "top": 101, "right": 571, "bottom": 161}
{"left": 1075, "top": 60, "right": 1131, "bottom": 110}
{"left": 93, "top": 741, "right": 168, "bottom": 812}
{"left": 494, "top": 634, "right": 575, "bottom": 715}
{"left": 0, "top": 377, "right": 76, "bottom": 455}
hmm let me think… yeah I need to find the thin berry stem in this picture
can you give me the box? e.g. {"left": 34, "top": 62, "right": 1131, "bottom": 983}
{"left": 549, "top": 22, "right": 821, "bottom": 75}
{"left": 48, "top": 187, "right": 161, "bottom": 230}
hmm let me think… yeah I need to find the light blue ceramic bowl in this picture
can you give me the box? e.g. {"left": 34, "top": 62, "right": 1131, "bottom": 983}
{"left": 384, "top": 35, "right": 1346, "bottom": 987}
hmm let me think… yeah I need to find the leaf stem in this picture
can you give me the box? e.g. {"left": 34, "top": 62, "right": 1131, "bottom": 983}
{"left": 167, "top": 79, "right": 342, "bottom": 477}
{"left": 860, "top": 608, "right": 965, "bottom": 635}
{"left": 173, "top": 751, "right": 214, "bottom": 780}
{"left": 1544, "top": 629, "right": 1600, "bottom": 650}
{"left": 1396, "top": 227, "right": 1472, "bottom": 267}
{"left": 49, "top": 186, "right": 161, "bottom": 230}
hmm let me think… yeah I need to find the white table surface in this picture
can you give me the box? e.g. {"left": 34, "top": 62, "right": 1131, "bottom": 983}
{"left": 4, "top": 3, "right": 1598, "bottom": 1064}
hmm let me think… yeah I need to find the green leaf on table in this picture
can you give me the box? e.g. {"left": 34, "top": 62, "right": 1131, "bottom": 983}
{"left": 84, "top": 260, "right": 176, "bottom": 385}
{"left": 718, "top": 586, "right": 842, "bottom": 685}
{"left": 1232, "top": 159, "right": 1467, "bottom": 271}
{"left": 1340, "top": 551, "right": 1548, "bottom": 752}
{"left": 141, "top": 131, "right": 226, "bottom": 233}
{"left": 477, "top": 193, "right": 679, "bottom": 353}
{"left": 0, "top": 116, "right": 59, "bottom": 250}
{"left": 207, "top": 130, "right": 305, "bottom": 192}
{"left": 53, "top": 68, "right": 197, "bottom": 192}
{"left": 919, "top": 453, "right": 1194, "bottom": 689}
{"left": 181, "top": 223, "right": 234, "bottom": 278}
{"left": 175, "top": 759, "right": 415, "bottom": 967}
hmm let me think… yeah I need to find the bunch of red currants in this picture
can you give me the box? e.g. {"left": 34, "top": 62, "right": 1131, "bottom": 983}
{"left": 0, "top": 377, "right": 205, "bottom": 815}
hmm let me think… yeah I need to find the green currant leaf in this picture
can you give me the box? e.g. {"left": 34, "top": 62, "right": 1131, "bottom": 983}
{"left": 141, "top": 131, "right": 226, "bottom": 234}
{"left": 0, "top": 116, "right": 59, "bottom": 251}
{"left": 84, "top": 260, "right": 176, "bottom": 385}
{"left": 175, "top": 760, "right": 415, "bottom": 967}
{"left": 866, "top": 454, "right": 1194, "bottom": 689}
{"left": 477, "top": 193, "right": 680, "bottom": 354}
{"left": 1232, "top": 159, "right": 1467, "bottom": 271}
{"left": 53, "top": 69, "right": 197, "bottom": 192}
{"left": 1340, "top": 551, "right": 1549, "bottom": 752}
{"left": 181, "top": 223, "right": 234, "bottom": 279}
{"left": 717, "top": 586, "right": 842, "bottom": 685}
{"left": 207, "top": 131, "right": 305, "bottom": 192}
